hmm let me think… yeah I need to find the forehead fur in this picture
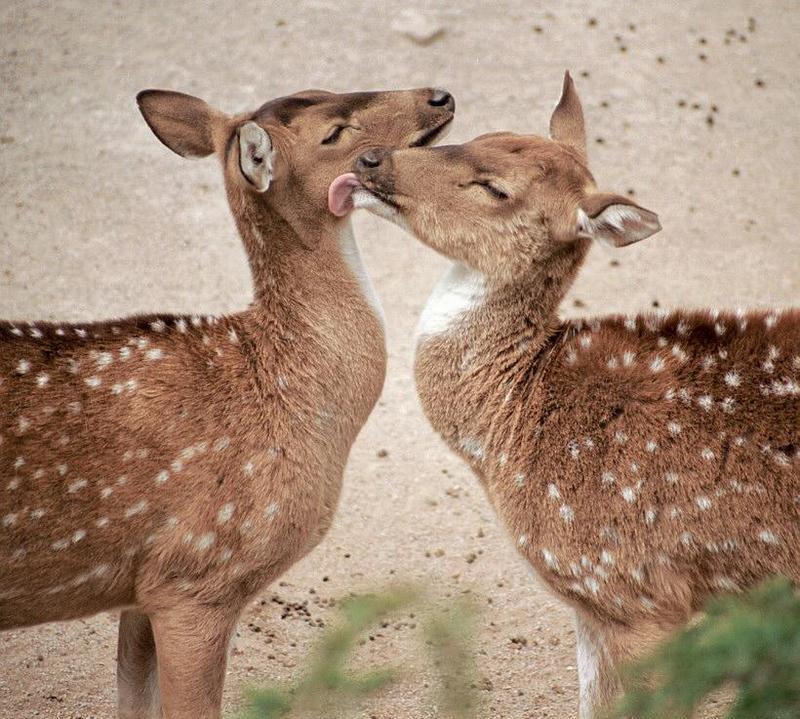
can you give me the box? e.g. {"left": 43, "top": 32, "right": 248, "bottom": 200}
{"left": 254, "top": 90, "right": 380, "bottom": 126}
{"left": 448, "top": 133, "right": 594, "bottom": 191}
{"left": 469, "top": 133, "right": 587, "bottom": 167}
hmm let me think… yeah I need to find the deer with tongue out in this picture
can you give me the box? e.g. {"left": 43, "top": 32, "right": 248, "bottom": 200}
{"left": 1, "top": 85, "right": 453, "bottom": 719}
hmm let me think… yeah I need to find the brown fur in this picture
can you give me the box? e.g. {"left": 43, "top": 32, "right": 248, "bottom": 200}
{"left": 353, "top": 73, "right": 799, "bottom": 718}
{"left": 0, "top": 86, "right": 454, "bottom": 718}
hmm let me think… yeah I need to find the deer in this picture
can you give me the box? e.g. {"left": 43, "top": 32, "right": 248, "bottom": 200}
{"left": 0, "top": 85, "right": 455, "bottom": 719}
{"left": 334, "top": 72, "right": 800, "bottom": 718}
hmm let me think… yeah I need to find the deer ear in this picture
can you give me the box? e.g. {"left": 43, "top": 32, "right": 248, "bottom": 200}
{"left": 549, "top": 71, "right": 586, "bottom": 160}
{"left": 137, "top": 90, "right": 224, "bottom": 158}
{"left": 236, "top": 121, "right": 275, "bottom": 193}
{"left": 577, "top": 193, "right": 662, "bottom": 247}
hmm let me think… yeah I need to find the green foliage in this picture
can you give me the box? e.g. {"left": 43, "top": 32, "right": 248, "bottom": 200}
{"left": 239, "top": 586, "right": 478, "bottom": 719}
{"left": 610, "top": 578, "right": 800, "bottom": 719}
{"left": 241, "top": 577, "right": 799, "bottom": 719}
{"left": 424, "top": 600, "right": 478, "bottom": 719}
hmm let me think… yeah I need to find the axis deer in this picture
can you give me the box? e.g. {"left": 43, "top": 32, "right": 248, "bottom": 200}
{"left": 0, "top": 86, "right": 454, "bottom": 718}
{"left": 336, "top": 73, "right": 800, "bottom": 718}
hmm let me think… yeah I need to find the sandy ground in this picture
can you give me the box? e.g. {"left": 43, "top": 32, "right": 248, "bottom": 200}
{"left": 1, "top": 1, "right": 798, "bottom": 717}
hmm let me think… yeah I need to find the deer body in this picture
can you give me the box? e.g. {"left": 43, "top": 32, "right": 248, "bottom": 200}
{"left": 1, "top": 231, "right": 383, "bottom": 629}
{"left": 346, "top": 73, "right": 798, "bottom": 717}
{"left": 415, "top": 263, "right": 800, "bottom": 623}
{"left": 1, "top": 86, "right": 454, "bottom": 718}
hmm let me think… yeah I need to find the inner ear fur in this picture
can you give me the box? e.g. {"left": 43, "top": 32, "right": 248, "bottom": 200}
{"left": 137, "top": 89, "right": 227, "bottom": 158}
{"left": 237, "top": 121, "right": 275, "bottom": 193}
{"left": 578, "top": 193, "right": 662, "bottom": 247}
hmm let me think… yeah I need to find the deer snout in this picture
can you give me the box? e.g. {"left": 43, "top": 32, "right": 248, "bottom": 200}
{"left": 355, "top": 149, "right": 385, "bottom": 171}
{"left": 428, "top": 88, "right": 455, "bottom": 112}
{"left": 353, "top": 149, "right": 399, "bottom": 210}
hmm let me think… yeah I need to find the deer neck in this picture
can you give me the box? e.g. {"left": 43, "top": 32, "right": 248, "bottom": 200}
{"left": 414, "top": 240, "right": 590, "bottom": 463}
{"left": 232, "top": 201, "right": 385, "bottom": 331}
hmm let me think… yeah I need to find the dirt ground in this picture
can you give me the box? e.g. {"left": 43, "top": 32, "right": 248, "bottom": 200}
{"left": 1, "top": 1, "right": 798, "bottom": 717}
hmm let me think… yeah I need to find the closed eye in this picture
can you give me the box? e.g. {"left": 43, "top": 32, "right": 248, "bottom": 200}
{"left": 472, "top": 180, "right": 509, "bottom": 200}
{"left": 322, "top": 125, "right": 347, "bottom": 145}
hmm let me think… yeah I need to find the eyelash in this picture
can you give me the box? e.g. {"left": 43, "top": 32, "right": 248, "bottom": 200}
{"left": 473, "top": 180, "right": 509, "bottom": 200}
{"left": 322, "top": 125, "right": 346, "bottom": 145}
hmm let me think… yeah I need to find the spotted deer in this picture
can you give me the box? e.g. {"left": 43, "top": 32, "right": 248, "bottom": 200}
{"left": 0, "top": 86, "right": 454, "bottom": 718}
{"left": 337, "top": 73, "right": 800, "bottom": 718}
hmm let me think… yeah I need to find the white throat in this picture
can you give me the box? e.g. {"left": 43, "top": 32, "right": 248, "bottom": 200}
{"left": 337, "top": 220, "right": 385, "bottom": 330}
{"left": 416, "top": 262, "right": 487, "bottom": 342}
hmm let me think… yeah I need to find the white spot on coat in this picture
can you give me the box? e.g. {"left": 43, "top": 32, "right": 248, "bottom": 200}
{"left": 459, "top": 437, "right": 485, "bottom": 460}
{"left": 217, "top": 503, "right": 235, "bottom": 524}
{"left": 125, "top": 500, "right": 148, "bottom": 518}
{"left": 213, "top": 437, "right": 231, "bottom": 452}
{"left": 724, "top": 370, "right": 740, "bottom": 387}
{"left": 720, "top": 397, "right": 736, "bottom": 413}
{"left": 671, "top": 344, "right": 687, "bottom": 362}
{"left": 758, "top": 529, "right": 779, "bottom": 544}
{"left": 542, "top": 549, "right": 559, "bottom": 570}
{"left": 68, "top": 479, "right": 88, "bottom": 493}
{"left": 621, "top": 487, "right": 637, "bottom": 502}
{"left": 696, "top": 496, "right": 711, "bottom": 511}
{"left": 196, "top": 533, "right": 215, "bottom": 551}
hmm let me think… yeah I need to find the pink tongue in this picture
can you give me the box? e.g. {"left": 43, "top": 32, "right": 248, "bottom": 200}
{"left": 328, "top": 173, "right": 361, "bottom": 217}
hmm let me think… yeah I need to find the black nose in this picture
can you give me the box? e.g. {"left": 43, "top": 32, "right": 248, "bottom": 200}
{"left": 356, "top": 150, "right": 382, "bottom": 171}
{"left": 428, "top": 88, "right": 455, "bottom": 111}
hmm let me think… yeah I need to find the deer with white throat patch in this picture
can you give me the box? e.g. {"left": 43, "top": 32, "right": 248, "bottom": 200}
{"left": 339, "top": 72, "right": 799, "bottom": 718}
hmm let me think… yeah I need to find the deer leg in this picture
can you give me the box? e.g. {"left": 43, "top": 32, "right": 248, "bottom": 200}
{"left": 149, "top": 601, "right": 239, "bottom": 719}
{"left": 574, "top": 611, "right": 629, "bottom": 719}
{"left": 117, "top": 609, "right": 159, "bottom": 719}
{"left": 574, "top": 610, "right": 673, "bottom": 719}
